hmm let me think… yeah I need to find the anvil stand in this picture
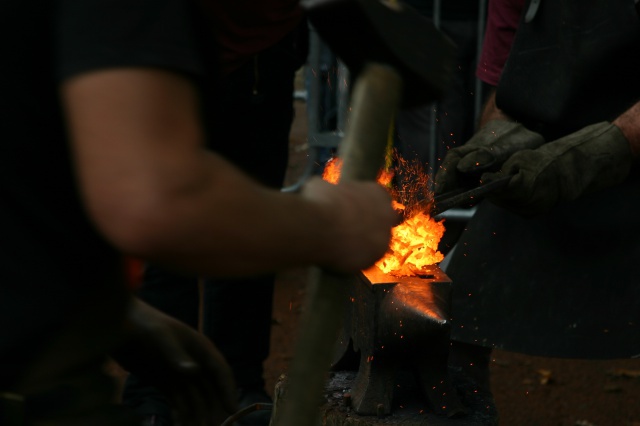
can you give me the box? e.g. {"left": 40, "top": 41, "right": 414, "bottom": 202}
{"left": 271, "top": 265, "right": 498, "bottom": 426}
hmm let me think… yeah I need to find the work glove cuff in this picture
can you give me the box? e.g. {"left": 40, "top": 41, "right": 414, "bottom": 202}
{"left": 542, "top": 122, "right": 633, "bottom": 197}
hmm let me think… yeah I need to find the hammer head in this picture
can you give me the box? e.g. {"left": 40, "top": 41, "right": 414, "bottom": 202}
{"left": 303, "top": 0, "right": 456, "bottom": 107}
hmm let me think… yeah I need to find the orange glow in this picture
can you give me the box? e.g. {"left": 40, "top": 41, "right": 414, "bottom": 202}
{"left": 321, "top": 157, "right": 342, "bottom": 184}
{"left": 322, "top": 153, "right": 445, "bottom": 277}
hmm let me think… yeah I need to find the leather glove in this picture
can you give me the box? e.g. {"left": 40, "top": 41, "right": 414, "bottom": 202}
{"left": 112, "top": 298, "right": 238, "bottom": 426}
{"left": 482, "top": 122, "right": 634, "bottom": 216}
{"left": 435, "top": 120, "right": 545, "bottom": 195}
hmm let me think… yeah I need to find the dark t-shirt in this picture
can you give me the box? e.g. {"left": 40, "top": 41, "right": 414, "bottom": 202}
{"left": 0, "top": 0, "right": 216, "bottom": 386}
{"left": 203, "top": 0, "right": 303, "bottom": 75}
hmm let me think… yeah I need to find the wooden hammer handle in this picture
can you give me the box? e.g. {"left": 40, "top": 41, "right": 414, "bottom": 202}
{"left": 276, "top": 63, "right": 403, "bottom": 426}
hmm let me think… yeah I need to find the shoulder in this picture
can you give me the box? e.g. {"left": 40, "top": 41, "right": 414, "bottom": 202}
{"left": 55, "top": 0, "right": 206, "bottom": 82}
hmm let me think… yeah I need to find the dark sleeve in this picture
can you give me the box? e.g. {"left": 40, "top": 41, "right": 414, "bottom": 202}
{"left": 54, "top": 0, "right": 204, "bottom": 82}
{"left": 475, "top": 0, "right": 525, "bottom": 86}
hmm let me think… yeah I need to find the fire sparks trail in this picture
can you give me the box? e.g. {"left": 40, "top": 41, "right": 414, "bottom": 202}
{"left": 322, "top": 152, "right": 445, "bottom": 277}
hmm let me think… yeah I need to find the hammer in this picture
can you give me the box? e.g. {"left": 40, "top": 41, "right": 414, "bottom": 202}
{"left": 275, "top": 1, "right": 455, "bottom": 425}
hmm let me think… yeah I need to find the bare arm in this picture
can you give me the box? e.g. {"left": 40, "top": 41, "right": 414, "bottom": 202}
{"left": 613, "top": 100, "right": 640, "bottom": 160}
{"left": 477, "top": 87, "right": 512, "bottom": 128}
{"left": 61, "top": 68, "right": 395, "bottom": 277}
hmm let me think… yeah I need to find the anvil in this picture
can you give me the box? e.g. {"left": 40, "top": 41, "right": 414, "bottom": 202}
{"left": 331, "top": 265, "right": 465, "bottom": 417}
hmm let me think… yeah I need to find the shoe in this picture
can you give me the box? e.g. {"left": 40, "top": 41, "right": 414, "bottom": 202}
{"left": 233, "top": 388, "right": 273, "bottom": 426}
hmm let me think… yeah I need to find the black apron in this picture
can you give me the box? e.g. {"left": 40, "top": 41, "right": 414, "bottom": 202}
{"left": 496, "top": 0, "right": 640, "bottom": 140}
{"left": 448, "top": 0, "right": 640, "bottom": 359}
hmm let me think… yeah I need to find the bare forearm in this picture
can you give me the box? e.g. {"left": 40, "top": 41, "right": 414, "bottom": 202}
{"left": 100, "top": 152, "right": 346, "bottom": 276}
{"left": 613, "top": 100, "right": 640, "bottom": 160}
{"left": 63, "top": 68, "right": 394, "bottom": 278}
{"left": 89, "top": 147, "right": 392, "bottom": 277}
{"left": 478, "top": 88, "right": 512, "bottom": 128}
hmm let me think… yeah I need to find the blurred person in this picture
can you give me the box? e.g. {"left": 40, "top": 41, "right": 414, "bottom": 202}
{"left": 0, "top": 1, "right": 396, "bottom": 425}
{"left": 120, "top": 2, "right": 312, "bottom": 425}
{"left": 435, "top": 0, "right": 640, "bottom": 404}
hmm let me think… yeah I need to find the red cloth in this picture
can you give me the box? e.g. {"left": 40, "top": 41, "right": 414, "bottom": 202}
{"left": 203, "top": 0, "right": 304, "bottom": 76}
{"left": 476, "top": 0, "right": 525, "bottom": 86}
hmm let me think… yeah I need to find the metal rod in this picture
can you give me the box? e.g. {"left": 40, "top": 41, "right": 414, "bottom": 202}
{"left": 428, "top": 0, "right": 442, "bottom": 190}
{"left": 306, "top": 24, "right": 322, "bottom": 135}
{"left": 336, "top": 59, "right": 349, "bottom": 136}
{"left": 431, "top": 175, "right": 510, "bottom": 216}
{"left": 474, "top": 0, "right": 488, "bottom": 123}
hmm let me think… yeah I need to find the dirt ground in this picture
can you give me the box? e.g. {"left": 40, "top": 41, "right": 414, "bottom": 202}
{"left": 261, "top": 99, "right": 640, "bottom": 426}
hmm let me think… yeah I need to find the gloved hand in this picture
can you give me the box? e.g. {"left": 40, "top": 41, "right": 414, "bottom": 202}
{"left": 435, "top": 120, "right": 545, "bottom": 195}
{"left": 112, "top": 298, "right": 238, "bottom": 426}
{"left": 481, "top": 122, "right": 634, "bottom": 216}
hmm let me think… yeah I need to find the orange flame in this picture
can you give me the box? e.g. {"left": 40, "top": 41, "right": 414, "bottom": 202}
{"left": 322, "top": 153, "right": 445, "bottom": 277}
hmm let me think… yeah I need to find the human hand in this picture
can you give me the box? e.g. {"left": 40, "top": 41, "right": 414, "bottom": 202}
{"left": 434, "top": 120, "right": 545, "bottom": 195}
{"left": 481, "top": 122, "right": 634, "bottom": 216}
{"left": 112, "top": 299, "right": 237, "bottom": 426}
{"left": 300, "top": 176, "right": 397, "bottom": 273}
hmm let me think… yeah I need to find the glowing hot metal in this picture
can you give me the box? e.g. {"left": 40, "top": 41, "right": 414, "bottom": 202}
{"left": 323, "top": 154, "right": 446, "bottom": 276}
